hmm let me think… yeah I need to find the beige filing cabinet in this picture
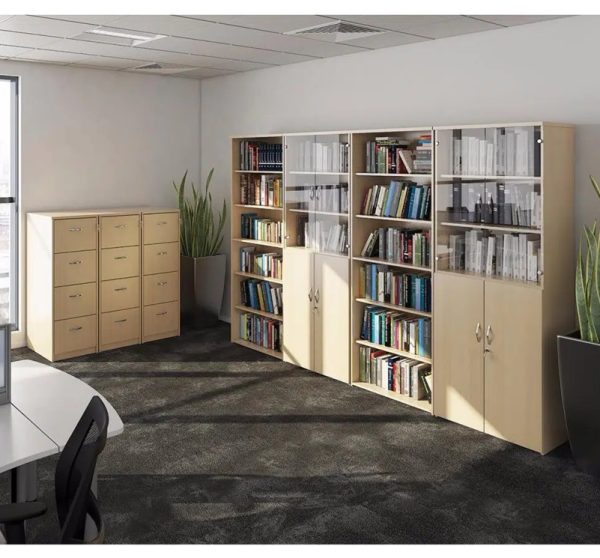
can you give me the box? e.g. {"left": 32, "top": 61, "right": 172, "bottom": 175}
{"left": 27, "top": 208, "right": 180, "bottom": 362}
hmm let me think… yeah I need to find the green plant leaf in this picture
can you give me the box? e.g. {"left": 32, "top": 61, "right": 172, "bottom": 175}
{"left": 577, "top": 237, "right": 592, "bottom": 341}
{"left": 591, "top": 175, "right": 600, "bottom": 199}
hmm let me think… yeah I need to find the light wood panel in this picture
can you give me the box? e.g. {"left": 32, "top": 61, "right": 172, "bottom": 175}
{"left": 54, "top": 315, "right": 97, "bottom": 358}
{"left": 100, "top": 214, "right": 140, "bottom": 249}
{"left": 484, "top": 280, "right": 542, "bottom": 451}
{"left": 100, "top": 307, "right": 141, "bottom": 351}
{"left": 54, "top": 250, "right": 97, "bottom": 287}
{"left": 143, "top": 242, "right": 179, "bottom": 275}
{"left": 433, "top": 272, "right": 485, "bottom": 431}
{"left": 101, "top": 246, "right": 140, "bottom": 280}
{"left": 54, "top": 283, "right": 96, "bottom": 321}
{"left": 53, "top": 217, "right": 97, "bottom": 253}
{"left": 100, "top": 276, "right": 140, "bottom": 313}
{"left": 143, "top": 301, "right": 179, "bottom": 341}
{"left": 143, "top": 271, "right": 179, "bottom": 306}
{"left": 143, "top": 212, "right": 179, "bottom": 245}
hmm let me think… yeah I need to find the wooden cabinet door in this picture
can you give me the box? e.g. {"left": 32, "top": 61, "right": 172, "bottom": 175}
{"left": 282, "top": 247, "right": 314, "bottom": 369}
{"left": 314, "top": 254, "right": 350, "bottom": 383}
{"left": 433, "top": 273, "right": 485, "bottom": 431}
{"left": 484, "top": 281, "right": 542, "bottom": 451}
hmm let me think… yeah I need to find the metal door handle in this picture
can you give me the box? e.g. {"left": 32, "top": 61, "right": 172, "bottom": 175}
{"left": 156, "top": 311, "right": 168, "bottom": 316}
{"left": 114, "top": 256, "right": 127, "bottom": 260}
{"left": 67, "top": 227, "right": 82, "bottom": 232}
{"left": 486, "top": 325, "right": 493, "bottom": 345}
{"left": 475, "top": 322, "right": 482, "bottom": 343}
{"left": 115, "top": 287, "right": 127, "bottom": 292}
{"left": 157, "top": 221, "right": 168, "bottom": 225}
{"left": 68, "top": 293, "right": 82, "bottom": 299}
{"left": 69, "top": 326, "right": 83, "bottom": 332}
{"left": 114, "top": 224, "right": 127, "bottom": 229}
{"left": 69, "top": 260, "right": 82, "bottom": 265}
{"left": 314, "top": 289, "right": 320, "bottom": 304}
{"left": 308, "top": 288, "right": 313, "bottom": 302}
{"left": 114, "top": 319, "right": 127, "bottom": 323}
{"left": 157, "top": 251, "right": 167, "bottom": 256}
{"left": 157, "top": 281, "right": 168, "bottom": 286}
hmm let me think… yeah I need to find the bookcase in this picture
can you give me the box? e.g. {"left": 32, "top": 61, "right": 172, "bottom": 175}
{"left": 433, "top": 122, "right": 574, "bottom": 453}
{"left": 231, "top": 122, "right": 574, "bottom": 454}
{"left": 230, "top": 135, "right": 285, "bottom": 358}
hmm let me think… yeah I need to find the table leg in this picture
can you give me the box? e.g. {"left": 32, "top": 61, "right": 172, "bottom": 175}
{"left": 10, "top": 462, "right": 38, "bottom": 503}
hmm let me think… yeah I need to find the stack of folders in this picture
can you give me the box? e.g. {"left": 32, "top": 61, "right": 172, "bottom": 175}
{"left": 240, "top": 175, "right": 282, "bottom": 207}
{"left": 241, "top": 213, "right": 283, "bottom": 243}
{"left": 448, "top": 230, "right": 541, "bottom": 282}
{"left": 240, "top": 247, "right": 282, "bottom": 279}
{"left": 360, "top": 305, "right": 431, "bottom": 358}
{"left": 358, "top": 264, "right": 431, "bottom": 312}
{"left": 240, "top": 279, "right": 283, "bottom": 315}
{"left": 361, "top": 228, "right": 430, "bottom": 267}
{"left": 240, "top": 313, "right": 282, "bottom": 351}
{"left": 359, "top": 346, "right": 432, "bottom": 401}
{"left": 360, "top": 181, "right": 431, "bottom": 220}
{"left": 240, "top": 141, "right": 283, "bottom": 172}
{"left": 296, "top": 140, "right": 349, "bottom": 172}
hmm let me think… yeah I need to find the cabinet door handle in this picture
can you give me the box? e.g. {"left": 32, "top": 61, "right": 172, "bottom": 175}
{"left": 114, "top": 318, "right": 127, "bottom": 323}
{"left": 69, "top": 326, "right": 83, "bottom": 332}
{"left": 114, "top": 256, "right": 127, "bottom": 260}
{"left": 69, "top": 260, "right": 82, "bottom": 265}
{"left": 157, "top": 251, "right": 168, "bottom": 256}
{"left": 475, "top": 322, "right": 482, "bottom": 343}
{"left": 68, "top": 293, "right": 82, "bottom": 299}
{"left": 308, "top": 288, "right": 313, "bottom": 302}
{"left": 156, "top": 311, "right": 168, "bottom": 316}
{"left": 157, "top": 281, "right": 168, "bottom": 286}
{"left": 67, "top": 227, "right": 82, "bottom": 232}
{"left": 314, "top": 289, "right": 320, "bottom": 304}
{"left": 486, "top": 325, "right": 493, "bottom": 345}
{"left": 114, "top": 224, "right": 127, "bottom": 229}
{"left": 114, "top": 287, "right": 127, "bottom": 292}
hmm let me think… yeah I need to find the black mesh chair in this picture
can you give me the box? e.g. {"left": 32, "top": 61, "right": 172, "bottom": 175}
{"left": 0, "top": 395, "right": 109, "bottom": 544}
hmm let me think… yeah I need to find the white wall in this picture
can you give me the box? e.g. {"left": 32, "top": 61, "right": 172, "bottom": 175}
{"left": 0, "top": 60, "right": 201, "bottom": 343}
{"left": 200, "top": 15, "right": 600, "bottom": 321}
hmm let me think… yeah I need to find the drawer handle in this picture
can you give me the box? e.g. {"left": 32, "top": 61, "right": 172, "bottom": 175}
{"left": 69, "top": 326, "right": 83, "bottom": 332}
{"left": 156, "top": 311, "right": 168, "bottom": 316}
{"left": 114, "top": 287, "right": 127, "bottom": 292}
{"left": 157, "top": 221, "right": 168, "bottom": 225}
{"left": 157, "top": 251, "right": 168, "bottom": 256}
{"left": 69, "top": 260, "right": 82, "bottom": 265}
{"left": 114, "top": 318, "right": 127, "bottom": 323}
{"left": 157, "top": 281, "right": 168, "bottom": 286}
{"left": 68, "top": 293, "right": 82, "bottom": 298}
{"left": 114, "top": 256, "right": 127, "bottom": 260}
{"left": 67, "top": 227, "right": 82, "bottom": 232}
{"left": 114, "top": 224, "right": 128, "bottom": 229}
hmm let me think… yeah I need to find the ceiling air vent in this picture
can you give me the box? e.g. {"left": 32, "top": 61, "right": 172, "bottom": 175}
{"left": 285, "top": 20, "right": 385, "bottom": 42}
{"left": 131, "top": 63, "right": 196, "bottom": 75}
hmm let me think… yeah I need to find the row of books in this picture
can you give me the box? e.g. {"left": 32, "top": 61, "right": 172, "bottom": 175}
{"left": 413, "top": 135, "right": 432, "bottom": 173}
{"left": 239, "top": 313, "right": 282, "bottom": 352}
{"left": 293, "top": 140, "right": 349, "bottom": 173}
{"left": 447, "top": 231, "right": 541, "bottom": 282}
{"left": 358, "top": 346, "right": 432, "bottom": 401}
{"left": 240, "top": 214, "right": 283, "bottom": 244}
{"left": 240, "top": 175, "right": 283, "bottom": 208}
{"left": 240, "top": 247, "right": 282, "bottom": 279}
{"left": 451, "top": 127, "right": 540, "bottom": 176}
{"left": 360, "top": 306, "right": 431, "bottom": 357}
{"left": 358, "top": 264, "right": 431, "bottom": 312}
{"left": 298, "top": 218, "right": 348, "bottom": 255}
{"left": 365, "top": 135, "right": 432, "bottom": 174}
{"left": 239, "top": 141, "right": 283, "bottom": 172}
{"left": 443, "top": 183, "right": 541, "bottom": 228}
{"left": 288, "top": 184, "right": 349, "bottom": 214}
{"left": 360, "top": 181, "right": 431, "bottom": 220}
{"left": 240, "top": 279, "right": 283, "bottom": 316}
{"left": 361, "top": 228, "right": 430, "bottom": 267}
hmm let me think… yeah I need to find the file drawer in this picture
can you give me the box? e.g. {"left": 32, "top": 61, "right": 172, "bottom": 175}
{"left": 54, "top": 315, "right": 97, "bottom": 358}
{"left": 101, "top": 246, "right": 140, "bottom": 280}
{"left": 54, "top": 218, "right": 97, "bottom": 253}
{"left": 54, "top": 250, "right": 97, "bottom": 287}
{"left": 100, "top": 307, "right": 140, "bottom": 349}
{"left": 100, "top": 214, "right": 140, "bottom": 249}
{"left": 143, "top": 242, "right": 179, "bottom": 275}
{"left": 143, "top": 301, "right": 179, "bottom": 340}
{"left": 101, "top": 276, "right": 140, "bottom": 313}
{"left": 54, "top": 282, "right": 97, "bottom": 321}
{"left": 143, "top": 271, "right": 179, "bottom": 306}
{"left": 143, "top": 212, "right": 179, "bottom": 245}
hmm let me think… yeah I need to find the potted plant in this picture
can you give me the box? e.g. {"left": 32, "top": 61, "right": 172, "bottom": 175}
{"left": 557, "top": 175, "right": 600, "bottom": 475}
{"left": 174, "top": 169, "right": 227, "bottom": 328}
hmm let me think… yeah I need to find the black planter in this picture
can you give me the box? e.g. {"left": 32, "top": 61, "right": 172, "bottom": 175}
{"left": 557, "top": 332, "right": 600, "bottom": 476}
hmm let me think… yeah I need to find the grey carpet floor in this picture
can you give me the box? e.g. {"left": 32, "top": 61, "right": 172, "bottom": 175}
{"left": 3, "top": 322, "right": 600, "bottom": 543}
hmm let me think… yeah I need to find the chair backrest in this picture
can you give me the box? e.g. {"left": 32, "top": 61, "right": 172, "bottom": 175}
{"left": 55, "top": 395, "right": 109, "bottom": 544}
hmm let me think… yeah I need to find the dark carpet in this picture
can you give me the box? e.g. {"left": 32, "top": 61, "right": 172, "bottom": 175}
{"left": 3, "top": 322, "right": 600, "bottom": 543}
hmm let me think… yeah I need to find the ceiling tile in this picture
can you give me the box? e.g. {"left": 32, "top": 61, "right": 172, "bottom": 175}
{"left": 67, "top": 55, "right": 148, "bottom": 69}
{"left": 0, "top": 30, "right": 61, "bottom": 48}
{"left": 191, "top": 15, "right": 336, "bottom": 33}
{"left": 0, "top": 44, "right": 34, "bottom": 58}
{"left": 339, "top": 31, "right": 428, "bottom": 49}
{"left": 40, "top": 15, "right": 123, "bottom": 26}
{"left": 469, "top": 15, "right": 568, "bottom": 27}
{"left": 107, "top": 15, "right": 203, "bottom": 36}
{"left": 0, "top": 15, "right": 98, "bottom": 38}
{"left": 399, "top": 16, "right": 502, "bottom": 39}
{"left": 163, "top": 67, "right": 233, "bottom": 79}
{"left": 43, "top": 38, "right": 153, "bottom": 60}
{"left": 12, "top": 48, "right": 89, "bottom": 64}
{"left": 330, "top": 15, "right": 457, "bottom": 34}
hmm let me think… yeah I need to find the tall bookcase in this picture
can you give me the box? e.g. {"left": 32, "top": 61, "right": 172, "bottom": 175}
{"left": 230, "top": 122, "right": 574, "bottom": 454}
{"left": 230, "top": 135, "right": 284, "bottom": 358}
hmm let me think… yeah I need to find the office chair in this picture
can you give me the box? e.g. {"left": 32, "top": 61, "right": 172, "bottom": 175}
{"left": 0, "top": 395, "right": 109, "bottom": 544}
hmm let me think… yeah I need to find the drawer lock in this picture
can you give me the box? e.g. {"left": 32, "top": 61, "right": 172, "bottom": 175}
{"left": 67, "top": 227, "right": 82, "bottom": 232}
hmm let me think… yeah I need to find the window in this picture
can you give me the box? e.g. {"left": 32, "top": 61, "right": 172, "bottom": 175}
{"left": 0, "top": 76, "right": 18, "bottom": 327}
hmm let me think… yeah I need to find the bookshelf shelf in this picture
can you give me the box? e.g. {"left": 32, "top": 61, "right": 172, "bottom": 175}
{"left": 289, "top": 208, "right": 348, "bottom": 217}
{"left": 233, "top": 271, "right": 283, "bottom": 284}
{"left": 232, "top": 238, "right": 283, "bottom": 248}
{"left": 434, "top": 269, "right": 542, "bottom": 289}
{"left": 439, "top": 174, "right": 541, "bottom": 182}
{"left": 353, "top": 256, "right": 431, "bottom": 273}
{"left": 352, "top": 382, "right": 432, "bottom": 412}
{"left": 355, "top": 214, "right": 432, "bottom": 226}
{"left": 288, "top": 171, "right": 348, "bottom": 176}
{"left": 234, "top": 305, "right": 283, "bottom": 321}
{"left": 354, "top": 297, "right": 432, "bottom": 318}
{"left": 235, "top": 170, "right": 283, "bottom": 174}
{"left": 234, "top": 204, "right": 283, "bottom": 211}
{"left": 439, "top": 221, "right": 541, "bottom": 235}
{"left": 355, "top": 172, "right": 432, "bottom": 179}
{"left": 233, "top": 338, "right": 283, "bottom": 359}
{"left": 355, "top": 339, "right": 432, "bottom": 365}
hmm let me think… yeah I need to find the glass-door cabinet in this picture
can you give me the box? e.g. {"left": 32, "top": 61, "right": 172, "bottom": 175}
{"left": 435, "top": 124, "right": 543, "bottom": 285}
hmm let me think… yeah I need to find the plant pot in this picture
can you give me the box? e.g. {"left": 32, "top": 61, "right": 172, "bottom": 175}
{"left": 557, "top": 332, "right": 600, "bottom": 476}
{"left": 180, "top": 254, "right": 226, "bottom": 328}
